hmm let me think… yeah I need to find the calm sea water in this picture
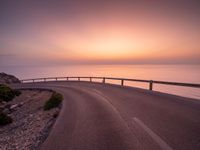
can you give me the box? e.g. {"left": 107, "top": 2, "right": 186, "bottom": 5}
{"left": 0, "top": 65, "right": 200, "bottom": 99}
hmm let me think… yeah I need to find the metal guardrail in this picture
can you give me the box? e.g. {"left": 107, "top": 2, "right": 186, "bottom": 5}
{"left": 21, "top": 77, "right": 200, "bottom": 91}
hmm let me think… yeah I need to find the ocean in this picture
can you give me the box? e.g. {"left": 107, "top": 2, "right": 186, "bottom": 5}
{"left": 1, "top": 64, "right": 200, "bottom": 99}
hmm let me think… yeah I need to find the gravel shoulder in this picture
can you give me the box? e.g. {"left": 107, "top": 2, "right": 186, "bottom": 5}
{"left": 0, "top": 89, "right": 61, "bottom": 150}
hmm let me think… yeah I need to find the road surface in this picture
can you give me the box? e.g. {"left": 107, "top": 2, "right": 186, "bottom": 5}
{"left": 12, "top": 81, "right": 200, "bottom": 150}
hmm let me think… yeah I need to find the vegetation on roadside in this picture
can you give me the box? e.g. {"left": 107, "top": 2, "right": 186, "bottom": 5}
{"left": 0, "top": 84, "right": 21, "bottom": 102}
{"left": 13, "top": 90, "right": 21, "bottom": 96}
{"left": 44, "top": 92, "right": 63, "bottom": 111}
{"left": 0, "top": 112, "right": 13, "bottom": 126}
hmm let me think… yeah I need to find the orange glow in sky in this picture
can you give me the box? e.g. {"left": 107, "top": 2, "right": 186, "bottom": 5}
{"left": 0, "top": 0, "right": 200, "bottom": 65}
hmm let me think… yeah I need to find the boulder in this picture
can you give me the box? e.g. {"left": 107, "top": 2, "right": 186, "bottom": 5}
{"left": 0, "top": 72, "right": 21, "bottom": 84}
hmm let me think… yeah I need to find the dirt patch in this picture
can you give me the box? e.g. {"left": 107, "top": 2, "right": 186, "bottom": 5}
{"left": 0, "top": 90, "right": 61, "bottom": 150}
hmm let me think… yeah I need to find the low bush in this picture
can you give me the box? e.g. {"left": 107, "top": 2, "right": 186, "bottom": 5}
{"left": 13, "top": 89, "right": 22, "bottom": 96}
{"left": 0, "top": 84, "right": 15, "bottom": 102}
{"left": 44, "top": 92, "right": 63, "bottom": 111}
{"left": 0, "top": 112, "right": 13, "bottom": 126}
{"left": 0, "top": 84, "right": 21, "bottom": 102}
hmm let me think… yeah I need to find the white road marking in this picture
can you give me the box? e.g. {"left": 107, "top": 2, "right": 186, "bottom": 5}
{"left": 92, "top": 89, "right": 104, "bottom": 95}
{"left": 133, "top": 117, "right": 173, "bottom": 150}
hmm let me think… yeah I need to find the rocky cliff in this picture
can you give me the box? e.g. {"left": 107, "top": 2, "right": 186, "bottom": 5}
{"left": 0, "top": 73, "right": 21, "bottom": 84}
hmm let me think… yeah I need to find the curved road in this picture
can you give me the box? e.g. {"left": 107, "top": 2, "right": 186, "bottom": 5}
{"left": 12, "top": 81, "right": 200, "bottom": 150}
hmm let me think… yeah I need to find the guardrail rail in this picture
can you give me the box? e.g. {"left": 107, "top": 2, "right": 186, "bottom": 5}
{"left": 21, "top": 77, "right": 200, "bottom": 91}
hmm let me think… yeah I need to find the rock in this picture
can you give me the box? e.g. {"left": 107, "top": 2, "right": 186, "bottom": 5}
{"left": 10, "top": 104, "right": 18, "bottom": 110}
{"left": 5, "top": 104, "right": 11, "bottom": 109}
{"left": 0, "top": 72, "right": 21, "bottom": 84}
{"left": 9, "top": 102, "right": 24, "bottom": 112}
{"left": 29, "top": 114, "right": 33, "bottom": 117}
{"left": 2, "top": 108, "right": 10, "bottom": 114}
{"left": 0, "top": 105, "right": 4, "bottom": 112}
{"left": 1, "top": 101, "right": 7, "bottom": 105}
{"left": 53, "top": 111, "right": 59, "bottom": 118}
{"left": 0, "top": 104, "right": 12, "bottom": 114}
{"left": 19, "top": 102, "right": 24, "bottom": 107}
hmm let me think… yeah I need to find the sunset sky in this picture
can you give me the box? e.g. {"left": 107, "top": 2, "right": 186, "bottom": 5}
{"left": 0, "top": 0, "right": 200, "bottom": 66}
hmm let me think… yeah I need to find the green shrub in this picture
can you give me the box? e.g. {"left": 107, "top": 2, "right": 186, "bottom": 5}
{"left": 13, "top": 90, "right": 21, "bottom": 96}
{"left": 0, "top": 84, "right": 21, "bottom": 102}
{"left": 0, "top": 84, "right": 15, "bottom": 102}
{"left": 0, "top": 113, "right": 13, "bottom": 126}
{"left": 44, "top": 92, "right": 63, "bottom": 111}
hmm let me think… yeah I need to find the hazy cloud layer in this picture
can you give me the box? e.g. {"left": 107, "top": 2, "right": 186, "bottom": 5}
{"left": 0, "top": 0, "right": 200, "bottom": 66}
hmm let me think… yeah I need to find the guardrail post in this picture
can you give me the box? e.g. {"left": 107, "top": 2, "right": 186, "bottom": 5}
{"left": 121, "top": 79, "right": 124, "bottom": 86}
{"left": 32, "top": 79, "right": 35, "bottom": 83}
{"left": 90, "top": 77, "right": 92, "bottom": 82}
{"left": 78, "top": 77, "right": 80, "bottom": 81}
{"left": 44, "top": 78, "right": 46, "bottom": 82}
{"left": 149, "top": 80, "right": 153, "bottom": 90}
{"left": 103, "top": 77, "right": 105, "bottom": 83}
{"left": 66, "top": 77, "right": 68, "bottom": 81}
{"left": 55, "top": 78, "right": 57, "bottom": 81}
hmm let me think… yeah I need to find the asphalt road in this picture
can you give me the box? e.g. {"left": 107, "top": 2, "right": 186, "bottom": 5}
{"left": 12, "top": 81, "right": 200, "bottom": 150}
